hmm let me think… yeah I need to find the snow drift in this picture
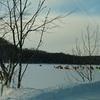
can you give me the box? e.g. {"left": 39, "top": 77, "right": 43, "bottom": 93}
{"left": 0, "top": 81, "right": 100, "bottom": 100}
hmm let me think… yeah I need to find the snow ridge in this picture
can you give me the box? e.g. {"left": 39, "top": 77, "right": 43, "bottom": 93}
{"left": 1, "top": 81, "right": 100, "bottom": 100}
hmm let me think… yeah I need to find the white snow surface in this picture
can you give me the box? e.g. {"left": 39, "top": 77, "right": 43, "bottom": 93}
{"left": 0, "top": 81, "right": 100, "bottom": 100}
{"left": 0, "top": 64, "right": 100, "bottom": 100}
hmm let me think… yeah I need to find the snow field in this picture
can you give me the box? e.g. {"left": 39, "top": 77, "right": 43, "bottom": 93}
{"left": 0, "top": 64, "right": 100, "bottom": 100}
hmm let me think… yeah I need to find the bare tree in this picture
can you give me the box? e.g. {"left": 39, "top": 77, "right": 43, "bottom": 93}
{"left": 0, "top": 0, "right": 73, "bottom": 96}
{"left": 72, "top": 26, "right": 100, "bottom": 82}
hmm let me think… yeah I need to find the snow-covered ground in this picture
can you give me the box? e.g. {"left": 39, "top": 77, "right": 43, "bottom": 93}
{"left": 0, "top": 64, "right": 100, "bottom": 100}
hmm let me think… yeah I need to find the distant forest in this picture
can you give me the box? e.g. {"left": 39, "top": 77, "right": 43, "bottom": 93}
{"left": 0, "top": 37, "right": 100, "bottom": 64}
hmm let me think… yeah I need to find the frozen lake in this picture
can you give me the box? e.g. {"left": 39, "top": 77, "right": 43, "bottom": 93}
{"left": 0, "top": 64, "right": 100, "bottom": 100}
{"left": 22, "top": 64, "right": 100, "bottom": 89}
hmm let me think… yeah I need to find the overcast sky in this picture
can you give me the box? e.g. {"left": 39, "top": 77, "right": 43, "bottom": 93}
{"left": 24, "top": 0, "right": 100, "bottom": 54}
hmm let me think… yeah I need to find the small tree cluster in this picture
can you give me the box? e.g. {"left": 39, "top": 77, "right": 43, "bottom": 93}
{"left": 0, "top": 0, "right": 72, "bottom": 96}
{"left": 72, "top": 26, "right": 100, "bottom": 82}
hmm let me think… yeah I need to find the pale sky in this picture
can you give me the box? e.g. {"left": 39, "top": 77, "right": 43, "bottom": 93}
{"left": 1, "top": 0, "right": 100, "bottom": 54}
{"left": 23, "top": 0, "right": 100, "bottom": 54}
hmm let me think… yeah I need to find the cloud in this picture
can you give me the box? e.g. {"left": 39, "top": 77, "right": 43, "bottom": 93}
{"left": 24, "top": 14, "right": 100, "bottom": 54}
{"left": 1, "top": 0, "right": 99, "bottom": 54}
{"left": 74, "top": 0, "right": 100, "bottom": 15}
{"left": 45, "top": 0, "right": 77, "bottom": 13}
{"left": 44, "top": 0, "right": 100, "bottom": 15}
{"left": 28, "top": 0, "right": 100, "bottom": 16}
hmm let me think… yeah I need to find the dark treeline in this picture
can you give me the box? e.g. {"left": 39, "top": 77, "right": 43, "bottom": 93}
{"left": 0, "top": 37, "right": 100, "bottom": 64}
{"left": 22, "top": 50, "right": 100, "bottom": 64}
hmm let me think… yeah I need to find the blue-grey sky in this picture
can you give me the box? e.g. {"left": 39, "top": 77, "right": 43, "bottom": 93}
{"left": 45, "top": 0, "right": 100, "bottom": 14}
{"left": 0, "top": 0, "right": 100, "bottom": 54}
{"left": 24, "top": 0, "right": 100, "bottom": 54}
